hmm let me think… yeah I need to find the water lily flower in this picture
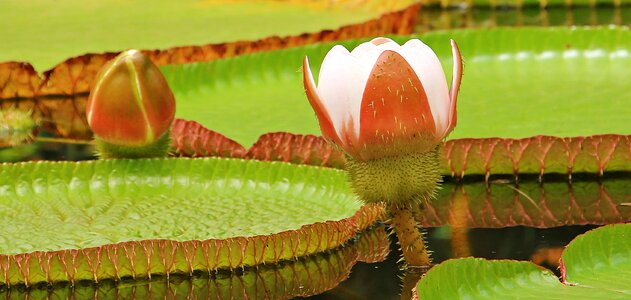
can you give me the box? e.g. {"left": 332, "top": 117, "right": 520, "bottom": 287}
{"left": 302, "top": 37, "right": 464, "bottom": 267}
{"left": 303, "top": 37, "right": 462, "bottom": 161}
{"left": 86, "top": 50, "right": 176, "bottom": 158}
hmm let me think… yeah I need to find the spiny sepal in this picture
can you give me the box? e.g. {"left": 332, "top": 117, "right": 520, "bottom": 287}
{"left": 346, "top": 145, "right": 442, "bottom": 206}
{"left": 94, "top": 130, "right": 171, "bottom": 159}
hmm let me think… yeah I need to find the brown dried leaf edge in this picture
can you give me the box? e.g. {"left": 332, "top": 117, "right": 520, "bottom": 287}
{"left": 0, "top": 4, "right": 419, "bottom": 100}
{"left": 172, "top": 119, "right": 631, "bottom": 179}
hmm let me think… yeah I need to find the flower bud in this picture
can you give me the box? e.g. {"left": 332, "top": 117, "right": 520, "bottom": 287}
{"left": 87, "top": 50, "right": 175, "bottom": 148}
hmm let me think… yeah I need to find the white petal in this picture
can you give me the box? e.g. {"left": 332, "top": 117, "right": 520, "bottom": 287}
{"left": 317, "top": 45, "right": 373, "bottom": 141}
{"left": 397, "top": 39, "right": 451, "bottom": 134}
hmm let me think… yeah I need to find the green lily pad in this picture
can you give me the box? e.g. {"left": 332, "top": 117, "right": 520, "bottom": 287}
{"left": 415, "top": 224, "right": 631, "bottom": 299}
{"left": 163, "top": 27, "right": 631, "bottom": 147}
{"left": 0, "top": 158, "right": 384, "bottom": 286}
{"left": 2, "top": 227, "right": 389, "bottom": 299}
{"left": 0, "top": 0, "right": 416, "bottom": 72}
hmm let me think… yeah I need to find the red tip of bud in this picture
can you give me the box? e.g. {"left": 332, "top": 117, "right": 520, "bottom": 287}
{"left": 86, "top": 50, "right": 176, "bottom": 147}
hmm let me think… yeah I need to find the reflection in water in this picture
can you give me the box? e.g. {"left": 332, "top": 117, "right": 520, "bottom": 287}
{"left": 0, "top": 95, "right": 91, "bottom": 141}
{"left": 0, "top": 227, "right": 389, "bottom": 299}
{"left": 420, "top": 178, "right": 631, "bottom": 228}
{"left": 308, "top": 225, "right": 596, "bottom": 299}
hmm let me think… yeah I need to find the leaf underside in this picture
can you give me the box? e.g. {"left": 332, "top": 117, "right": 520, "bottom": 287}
{"left": 0, "top": 158, "right": 385, "bottom": 286}
{"left": 3, "top": 227, "right": 389, "bottom": 298}
{"left": 415, "top": 224, "right": 631, "bottom": 299}
{"left": 0, "top": 1, "right": 418, "bottom": 99}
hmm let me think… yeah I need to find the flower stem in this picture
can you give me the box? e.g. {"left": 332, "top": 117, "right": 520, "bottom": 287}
{"left": 389, "top": 203, "right": 430, "bottom": 267}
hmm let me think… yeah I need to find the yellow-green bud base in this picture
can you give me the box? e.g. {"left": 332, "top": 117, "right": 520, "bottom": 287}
{"left": 345, "top": 146, "right": 441, "bottom": 206}
{"left": 94, "top": 131, "right": 171, "bottom": 159}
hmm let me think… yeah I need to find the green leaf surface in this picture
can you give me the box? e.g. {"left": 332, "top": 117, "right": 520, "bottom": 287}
{"left": 0, "top": 158, "right": 386, "bottom": 285}
{"left": 0, "top": 0, "right": 415, "bottom": 72}
{"left": 562, "top": 224, "right": 631, "bottom": 292}
{"left": 0, "top": 158, "right": 359, "bottom": 254}
{"left": 415, "top": 224, "right": 631, "bottom": 299}
{"left": 163, "top": 27, "right": 631, "bottom": 147}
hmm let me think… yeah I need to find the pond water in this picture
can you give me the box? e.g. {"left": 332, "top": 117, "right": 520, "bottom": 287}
{"left": 1, "top": 5, "right": 630, "bottom": 300}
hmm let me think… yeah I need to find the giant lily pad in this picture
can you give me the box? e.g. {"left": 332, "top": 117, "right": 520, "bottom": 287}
{"left": 414, "top": 223, "right": 631, "bottom": 299}
{"left": 162, "top": 27, "right": 631, "bottom": 147}
{"left": 0, "top": 1, "right": 419, "bottom": 99}
{"left": 3, "top": 227, "right": 389, "bottom": 299}
{"left": 172, "top": 125, "right": 631, "bottom": 178}
{"left": 0, "top": 0, "right": 418, "bottom": 72}
{"left": 0, "top": 158, "right": 384, "bottom": 286}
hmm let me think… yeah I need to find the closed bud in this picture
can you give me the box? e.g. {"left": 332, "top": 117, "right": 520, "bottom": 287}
{"left": 86, "top": 50, "right": 176, "bottom": 158}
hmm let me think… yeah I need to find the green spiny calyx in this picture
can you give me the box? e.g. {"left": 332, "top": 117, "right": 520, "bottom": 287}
{"left": 346, "top": 145, "right": 442, "bottom": 267}
{"left": 94, "top": 130, "right": 172, "bottom": 159}
{"left": 346, "top": 146, "right": 441, "bottom": 206}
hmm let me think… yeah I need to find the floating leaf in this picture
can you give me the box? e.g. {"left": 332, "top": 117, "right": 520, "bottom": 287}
{"left": 246, "top": 132, "right": 346, "bottom": 169}
{"left": 0, "top": 0, "right": 418, "bottom": 99}
{"left": 1, "top": 227, "right": 389, "bottom": 299}
{"left": 6, "top": 28, "right": 630, "bottom": 148}
{"left": 160, "top": 27, "right": 631, "bottom": 147}
{"left": 171, "top": 119, "right": 246, "bottom": 158}
{"left": 414, "top": 224, "right": 631, "bottom": 299}
{"left": 442, "top": 135, "right": 631, "bottom": 178}
{"left": 0, "top": 158, "right": 385, "bottom": 286}
{"left": 171, "top": 128, "right": 631, "bottom": 178}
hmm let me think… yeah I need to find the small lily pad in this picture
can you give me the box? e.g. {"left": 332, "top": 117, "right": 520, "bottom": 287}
{"left": 415, "top": 223, "right": 631, "bottom": 299}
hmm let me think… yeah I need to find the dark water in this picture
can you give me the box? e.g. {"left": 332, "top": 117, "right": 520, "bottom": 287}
{"left": 303, "top": 225, "right": 597, "bottom": 300}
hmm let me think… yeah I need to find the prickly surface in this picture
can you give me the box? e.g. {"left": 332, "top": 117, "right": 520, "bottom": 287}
{"left": 346, "top": 147, "right": 441, "bottom": 205}
{"left": 95, "top": 130, "right": 172, "bottom": 159}
{"left": 389, "top": 204, "right": 431, "bottom": 267}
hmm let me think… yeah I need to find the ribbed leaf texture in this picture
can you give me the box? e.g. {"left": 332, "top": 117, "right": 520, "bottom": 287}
{"left": 415, "top": 224, "right": 631, "bottom": 299}
{"left": 2, "top": 227, "right": 388, "bottom": 298}
{"left": 0, "top": 158, "right": 385, "bottom": 286}
{"left": 171, "top": 119, "right": 246, "bottom": 158}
